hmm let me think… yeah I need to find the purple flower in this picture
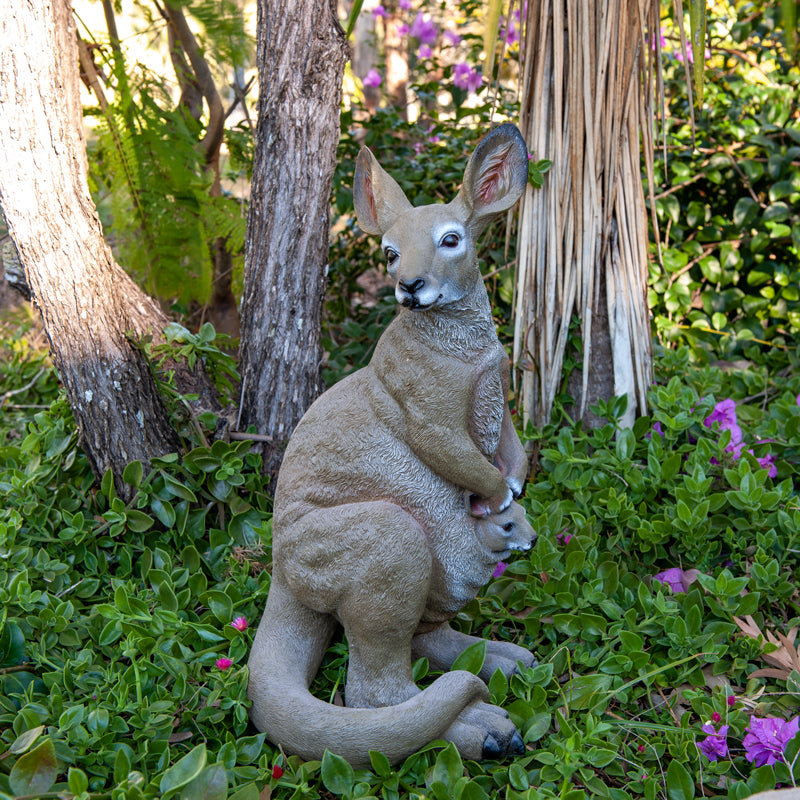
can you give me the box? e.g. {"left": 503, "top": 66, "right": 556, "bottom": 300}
{"left": 397, "top": 23, "right": 409, "bottom": 35}
{"left": 493, "top": 562, "right": 508, "bottom": 578}
{"left": 698, "top": 723, "right": 729, "bottom": 762}
{"left": 372, "top": 5, "right": 388, "bottom": 18}
{"left": 556, "top": 532, "right": 572, "bottom": 546}
{"left": 215, "top": 657, "right": 233, "bottom": 670}
{"left": 418, "top": 44, "right": 432, "bottom": 58}
{"left": 743, "top": 716, "right": 800, "bottom": 767}
{"left": 704, "top": 398, "right": 738, "bottom": 432}
{"left": 651, "top": 27, "right": 667, "bottom": 51}
{"left": 409, "top": 13, "right": 438, "bottom": 45}
{"left": 756, "top": 452, "right": 777, "bottom": 478}
{"left": 363, "top": 69, "right": 382, "bottom": 88}
{"left": 652, "top": 567, "right": 700, "bottom": 593}
{"left": 398, "top": 0, "right": 412, "bottom": 8}
{"left": 646, "top": 420, "right": 664, "bottom": 441}
{"left": 502, "top": 15, "right": 519, "bottom": 45}
{"left": 443, "top": 30, "right": 462, "bottom": 46}
{"left": 231, "top": 616, "right": 249, "bottom": 631}
{"left": 453, "top": 62, "right": 483, "bottom": 93}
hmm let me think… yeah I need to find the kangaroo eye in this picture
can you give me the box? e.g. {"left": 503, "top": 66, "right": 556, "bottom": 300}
{"left": 384, "top": 248, "right": 399, "bottom": 265}
{"left": 502, "top": 522, "right": 514, "bottom": 533}
{"left": 440, "top": 233, "right": 460, "bottom": 248}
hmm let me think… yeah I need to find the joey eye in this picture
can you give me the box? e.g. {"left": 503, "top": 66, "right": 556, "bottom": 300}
{"left": 440, "top": 233, "right": 460, "bottom": 248}
{"left": 502, "top": 522, "right": 515, "bottom": 533}
{"left": 384, "top": 248, "right": 399, "bottom": 266}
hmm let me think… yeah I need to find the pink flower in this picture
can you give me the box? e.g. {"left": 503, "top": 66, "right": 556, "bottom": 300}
{"left": 453, "top": 62, "right": 483, "bottom": 93}
{"left": 743, "top": 716, "right": 799, "bottom": 767}
{"left": 363, "top": 69, "right": 382, "bottom": 88}
{"left": 398, "top": 0, "right": 412, "bottom": 8}
{"left": 556, "top": 532, "right": 572, "bottom": 546}
{"left": 493, "top": 561, "right": 508, "bottom": 578}
{"left": 231, "top": 616, "right": 249, "bottom": 631}
{"left": 272, "top": 765, "right": 284, "bottom": 780}
{"left": 727, "top": 694, "right": 736, "bottom": 707}
{"left": 215, "top": 657, "right": 233, "bottom": 670}
{"left": 637, "top": 743, "right": 645, "bottom": 753}
{"left": 712, "top": 711, "right": 721, "bottom": 723}
{"left": 651, "top": 27, "right": 667, "bottom": 51}
{"left": 418, "top": 44, "right": 432, "bottom": 58}
{"left": 698, "top": 723, "right": 729, "bottom": 762}
{"left": 652, "top": 567, "right": 700, "bottom": 593}
{"left": 409, "top": 13, "right": 438, "bottom": 45}
{"left": 372, "top": 5, "right": 388, "bottom": 19}
{"left": 443, "top": 30, "right": 462, "bottom": 46}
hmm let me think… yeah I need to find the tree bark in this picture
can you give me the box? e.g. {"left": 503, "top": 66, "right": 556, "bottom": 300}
{"left": 0, "top": 0, "right": 180, "bottom": 498}
{"left": 239, "top": 0, "right": 349, "bottom": 480}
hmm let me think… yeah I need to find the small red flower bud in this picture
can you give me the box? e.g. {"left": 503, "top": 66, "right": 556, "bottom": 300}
{"left": 272, "top": 765, "right": 284, "bottom": 780}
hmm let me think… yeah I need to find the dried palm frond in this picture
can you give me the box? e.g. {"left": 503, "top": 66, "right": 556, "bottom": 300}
{"left": 513, "top": 0, "right": 687, "bottom": 428}
{"left": 733, "top": 615, "right": 800, "bottom": 681}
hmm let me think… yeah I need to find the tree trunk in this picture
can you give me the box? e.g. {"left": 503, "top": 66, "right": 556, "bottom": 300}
{"left": 0, "top": 0, "right": 181, "bottom": 498}
{"left": 514, "top": 0, "right": 656, "bottom": 430}
{"left": 238, "top": 0, "right": 349, "bottom": 480}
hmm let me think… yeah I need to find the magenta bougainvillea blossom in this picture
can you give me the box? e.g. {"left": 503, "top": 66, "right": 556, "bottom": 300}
{"left": 418, "top": 44, "right": 432, "bottom": 58}
{"left": 493, "top": 561, "right": 508, "bottom": 578}
{"left": 409, "top": 13, "right": 438, "bottom": 45}
{"left": 443, "top": 29, "right": 462, "bottom": 46}
{"left": 215, "top": 657, "right": 233, "bottom": 670}
{"left": 453, "top": 62, "right": 483, "bottom": 93}
{"left": 363, "top": 69, "right": 382, "bottom": 88}
{"left": 231, "top": 616, "right": 249, "bottom": 631}
{"left": 652, "top": 567, "right": 700, "bottom": 593}
{"left": 743, "top": 715, "right": 800, "bottom": 767}
{"left": 398, "top": 0, "right": 412, "bottom": 8}
{"left": 697, "top": 723, "right": 729, "bottom": 762}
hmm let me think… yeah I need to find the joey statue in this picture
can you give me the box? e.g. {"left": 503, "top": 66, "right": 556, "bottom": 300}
{"left": 248, "top": 124, "right": 536, "bottom": 767}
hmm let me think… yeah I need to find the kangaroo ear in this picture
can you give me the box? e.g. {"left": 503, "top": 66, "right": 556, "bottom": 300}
{"left": 457, "top": 123, "right": 529, "bottom": 234}
{"left": 353, "top": 147, "right": 413, "bottom": 236}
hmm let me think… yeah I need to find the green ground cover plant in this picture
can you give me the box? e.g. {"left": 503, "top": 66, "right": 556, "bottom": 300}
{"left": 1, "top": 314, "right": 799, "bottom": 799}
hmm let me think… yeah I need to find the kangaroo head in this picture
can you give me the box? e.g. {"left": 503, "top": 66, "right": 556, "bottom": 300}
{"left": 353, "top": 123, "right": 529, "bottom": 311}
{"left": 472, "top": 499, "right": 537, "bottom": 556}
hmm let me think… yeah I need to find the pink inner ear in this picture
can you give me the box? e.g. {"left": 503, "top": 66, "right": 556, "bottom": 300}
{"left": 475, "top": 143, "right": 514, "bottom": 206}
{"left": 361, "top": 168, "right": 378, "bottom": 223}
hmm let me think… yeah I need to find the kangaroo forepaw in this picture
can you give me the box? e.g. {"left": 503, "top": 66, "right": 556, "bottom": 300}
{"left": 444, "top": 701, "right": 526, "bottom": 761}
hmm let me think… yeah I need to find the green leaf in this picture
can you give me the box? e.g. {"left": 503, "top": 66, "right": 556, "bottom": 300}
{"left": 455, "top": 780, "right": 489, "bottom": 800}
{"left": 451, "top": 640, "right": 486, "bottom": 675}
{"left": 432, "top": 742, "right": 463, "bottom": 791}
{"left": 8, "top": 738, "right": 58, "bottom": 797}
{"left": 68, "top": 767, "right": 89, "bottom": 795}
{"left": 321, "top": 749, "right": 355, "bottom": 796}
{"left": 160, "top": 744, "right": 207, "bottom": 794}
{"left": 369, "top": 750, "right": 393, "bottom": 778}
{"left": 205, "top": 590, "right": 233, "bottom": 623}
{"left": 666, "top": 758, "right": 696, "bottom": 800}
{"left": 180, "top": 763, "right": 228, "bottom": 800}
{"left": 345, "top": 0, "right": 364, "bottom": 38}
{"left": 9, "top": 725, "right": 45, "bottom": 755}
{"left": 123, "top": 460, "right": 144, "bottom": 487}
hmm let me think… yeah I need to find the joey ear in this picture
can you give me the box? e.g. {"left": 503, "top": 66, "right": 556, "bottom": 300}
{"left": 457, "top": 123, "right": 529, "bottom": 234}
{"left": 353, "top": 147, "right": 413, "bottom": 236}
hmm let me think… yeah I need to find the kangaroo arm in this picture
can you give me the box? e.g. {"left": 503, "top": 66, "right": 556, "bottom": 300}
{"left": 402, "top": 407, "right": 510, "bottom": 504}
{"left": 495, "top": 403, "right": 528, "bottom": 496}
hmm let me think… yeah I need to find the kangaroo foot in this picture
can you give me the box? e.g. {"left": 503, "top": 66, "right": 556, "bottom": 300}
{"left": 484, "top": 639, "right": 537, "bottom": 681}
{"left": 443, "top": 701, "right": 525, "bottom": 761}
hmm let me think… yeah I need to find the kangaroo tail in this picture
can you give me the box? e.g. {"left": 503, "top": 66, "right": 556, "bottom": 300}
{"left": 247, "top": 577, "right": 490, "bottom": 768}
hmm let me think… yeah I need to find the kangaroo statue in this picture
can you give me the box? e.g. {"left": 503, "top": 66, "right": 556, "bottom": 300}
{"left": 248, "top": 123, "right": 536, "bottom": 768}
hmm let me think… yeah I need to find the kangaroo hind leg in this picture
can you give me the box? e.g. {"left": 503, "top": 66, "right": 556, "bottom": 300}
{"left": 280, "top": 501, "right": 433, "bottom": 710}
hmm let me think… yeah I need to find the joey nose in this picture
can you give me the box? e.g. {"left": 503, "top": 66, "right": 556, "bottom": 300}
{"left": 398, "top": 277, "right": 425, "bottom": 295}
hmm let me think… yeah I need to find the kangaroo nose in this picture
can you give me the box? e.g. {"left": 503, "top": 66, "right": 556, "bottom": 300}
{"left": 399, "top": 277, "right": 425, "bottom": 295}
